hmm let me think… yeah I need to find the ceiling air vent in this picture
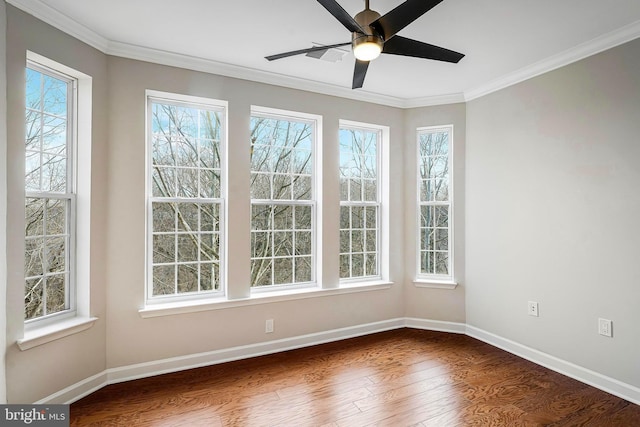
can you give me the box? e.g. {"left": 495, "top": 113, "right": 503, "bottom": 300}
{"left": 305, "top": 43, "right": 348, "bottom": 62}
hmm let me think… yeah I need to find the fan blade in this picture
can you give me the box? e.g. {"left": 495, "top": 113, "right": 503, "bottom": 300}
{"left": 382, "top": 36, "right": 464, "bottom": 63}
{"left": 371, "top": 0, "right": 443, "bottom": 40}
{"left": 352, "top": 59, "right": 370, "bottom": 89}
{"left": 266, "top": 42, "right": 351, "bottom": 61}
{"left": 317, "top": 0, "right": 366, "bottom": 34}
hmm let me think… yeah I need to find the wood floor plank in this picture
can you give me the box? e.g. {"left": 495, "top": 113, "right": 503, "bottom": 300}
{"left": 70, "top": 329, "right": 640, "bottom": 426}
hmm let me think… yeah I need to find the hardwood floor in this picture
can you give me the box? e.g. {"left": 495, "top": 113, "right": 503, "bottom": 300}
{"left": 70, "top": 329, "right": 640, "bottom": 426}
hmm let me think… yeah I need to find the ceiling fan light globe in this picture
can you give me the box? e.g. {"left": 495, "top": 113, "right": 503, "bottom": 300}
{"left": 353, "top": 41, "right": 382, "bottom": 61}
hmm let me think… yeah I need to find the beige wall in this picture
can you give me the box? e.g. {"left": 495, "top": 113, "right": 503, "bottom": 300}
{"left": 466, "top": 37, "right": 640, "bottom": 388}
{"left": 5, "top": 6, "right": 108, "bottom": 403}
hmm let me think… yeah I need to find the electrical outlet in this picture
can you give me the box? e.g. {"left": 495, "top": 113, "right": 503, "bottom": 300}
{"left": 265, "top": 319, "right": 274, "bottom": 334}
{"left": 598, "top": 318, "right": 612, "bottom": 337}
{"left": 527, "top": 301, "right": 539, "bottom": 317}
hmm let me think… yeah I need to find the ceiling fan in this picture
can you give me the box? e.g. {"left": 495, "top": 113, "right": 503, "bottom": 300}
{"left": 265, "top": 0, "right": 465, "bottom": 89}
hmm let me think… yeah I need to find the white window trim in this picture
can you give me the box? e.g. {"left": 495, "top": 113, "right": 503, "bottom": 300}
{"left": 415, "top": 124, "right": 457, "bottom": 288}
{"left": 144, "top": 90, "right": 228, "bottom": 305}
{"left": 249, "top": 105, "right": 322, "bottom": 292}
{"left": 139, "top": 280, "right": 392, "bottom": 318}
{"left": 20, "top": 51, "right": 94, "bottom": 348}
{"left": 338, "top": 119, "right": 389, "bottom": 285}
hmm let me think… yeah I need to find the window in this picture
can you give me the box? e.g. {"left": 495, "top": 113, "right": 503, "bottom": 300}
{"left": 339, "top": 123, "right": 381, "bottom": 281}
{"left": 147, "top": 91, "right": 226, "bottom": 302}
{"left": 24, "top": 62, "right": 75, "bottom": 322}
{"left": 250, "top": 107, "right": 319, "bottom": 289}
{"left": 417, "top": 125, "right": 453, "bottom": 281}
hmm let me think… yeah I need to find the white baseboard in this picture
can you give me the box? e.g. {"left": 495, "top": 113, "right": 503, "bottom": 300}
{"left": 35, "top": 371, "right": 107, "bottom": 405}
{"left": 466, "top": 325, "right": 640, "bottom": 406}
{"left": 35, "top": 318, "right": 640, "bottom": 407}
{"left": 106, "top": 318, "right": 405, "bottom": 385}
{"left": 405, "top": 317, "right": 466, "bottom": 334}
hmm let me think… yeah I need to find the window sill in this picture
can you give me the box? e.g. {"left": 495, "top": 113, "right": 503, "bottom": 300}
{"left": 139, "top": 281, "right": 393, "bottom": 319}
{"left": 17, "top": 316, "right": 98, "bottom": 351}
{"left": 413, "top": 279, "right": 458, "bottom": 290}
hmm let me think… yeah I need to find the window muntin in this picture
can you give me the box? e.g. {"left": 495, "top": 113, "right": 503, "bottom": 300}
{"left": 250, "top": 109, "right": 317, "bottom": 289}
{"left": 417, "top": 126, "right": 453, "bottom": 280}
{"left": 24, "top": 64, "right": 75, "bottom": 321}
{"left": 339, "top": 126, "right": 380, "bottom": 281}
{"left": 147, "top": 94, "right": 226, "bottom": 301}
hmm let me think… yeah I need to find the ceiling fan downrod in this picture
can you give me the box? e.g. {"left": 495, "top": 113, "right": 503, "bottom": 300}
{"left": 352, "top": 0, "right": 384, "bottom": 60}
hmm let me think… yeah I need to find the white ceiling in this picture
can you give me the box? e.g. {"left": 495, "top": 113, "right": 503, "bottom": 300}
{"left": 11, "top": 0, "right": 640, "bottom": 106}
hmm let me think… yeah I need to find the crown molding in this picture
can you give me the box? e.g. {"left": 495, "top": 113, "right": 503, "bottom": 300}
{"left": 464, "top": 19, "right": 640, "bottom": 102}
{"left": 7, "top": 0, "right": 109, "bottom": 52}
{"left": 8, "top": 0, "right": 640, "bottom": 108}
{"left": 106, "top": 40, "right": 407, "bottom": 108}
{"left": 403, "top": 93, "right": 466, "bottom": 108}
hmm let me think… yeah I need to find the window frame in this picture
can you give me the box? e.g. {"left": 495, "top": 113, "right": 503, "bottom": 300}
{"left": 338, "top": 120, "right": 384, "bottom": 284}
{"left": 415, "top": 124, "right": 455, "bottom": 285}
{"left": 24, "top": 60, "right": 78, "bottom": 328}
{"left": 249, "top": 106, "right": 321, "bottom": 293}
{"left": 145, "top": 90, "right": 228, "bottom": 305}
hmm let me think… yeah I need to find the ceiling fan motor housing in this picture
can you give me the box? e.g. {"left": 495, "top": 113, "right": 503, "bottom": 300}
{"left": 352, "top": 8, "right": 384, "bottom": 52}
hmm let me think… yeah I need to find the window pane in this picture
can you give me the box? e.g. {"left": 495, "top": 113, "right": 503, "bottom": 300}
{"left": 295, "top": 231, "right": 312, "bottom": 255}
{"left": 176, "top": 203, "right": 199, "bottom": 232}
{"left": 153, "top": 202, "right": 175, "bottom": 232}
{"left": 251, "top": 173, "right": 271, "bottom": 199}
{"left": 25, "top": 198, "right": 45, "bottom": 237}
{"left": 295, "top": 257, "right": 312, "bottom": 283}
{"left": 47, "top": 199, "right": 67, "bottom": 236}
{"left": 295, "top": 205, "right": 312, "bottom": 230}
{"left": 177, "top": 264, "right": 198, "bottom": 293}
{"left": 274, "top": 258, "right": 293, "bottom": 285}
{"left": 366, "top": 254, "right": 377, "bottom": 277}
{"left": 153, "top": 265, "right": 175, "bottom": 295}
{"left": 251, "top": 258, "right": 272, "bottom": 287}
{"left": 340, "top": 255, "right": 350, "bottom": 279}
{"left": 199, "top": 262, "right": 215, "bottom": 291}
{"left": 25, "top": 278, "right": 44, "bottom": 320}
{"left": 176, "top": 168, "right": 199, "bottom": 198}
{"left": 274, "top": 231, "right": 293, "bottom": 257}
{"left": 153, "top": 234, "right": 175, "bottom": 264}
{"left": 152, "top": 167, "right": 176, "bottom": 197}
{"left": 201, "top": 203, "right": 220, "bottom": 232}
{"left": 25, "top": 238, "right": 44, "bottom": 278}
{"left": 45, "top": 236, "right": 66, "bottom": 273}
{"left": 45, "top": 274, "right": 66, "bottom": 315}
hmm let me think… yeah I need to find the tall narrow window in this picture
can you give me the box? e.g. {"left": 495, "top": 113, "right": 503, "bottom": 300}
{"left": 147, "top": 92, "right": 226, "bottom": 302}
{"left": 250, "top": 107, "right": 318, "bottom": 289}
{"left": 339, "top": 124, "right": 380, "bottom": 281}
{"left": 417, "top": 126, "right": 453, "bottom": 281}
{"left": 24, "top": 64, "right": 75, "bottom": 322}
